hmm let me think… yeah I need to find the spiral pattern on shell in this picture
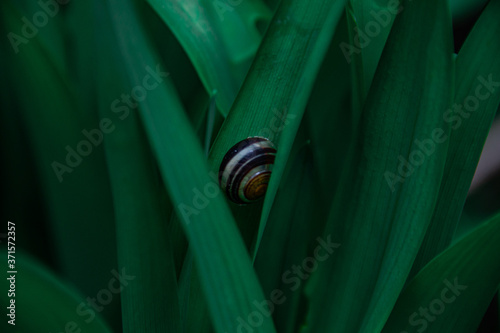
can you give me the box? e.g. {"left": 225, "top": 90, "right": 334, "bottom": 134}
{"left": 219, "top": 137, "right": 277, "bottom": 205}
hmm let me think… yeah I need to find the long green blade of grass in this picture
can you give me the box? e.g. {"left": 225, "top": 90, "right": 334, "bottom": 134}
{"left": 346, "top": 0, "right": 398, "bottom": 120}
{"left": 1, "top": 2, "right": 119, "bottom": 322}
{"left": 0, "top": 251, "right": 112, "bottom": 333}
{"left": 253, "top": 13, "right": 355, "bottom": 330}
{"left": 199, "top": 0, "right": 348, "bottom": 259}
{"left": 347, "top": 0, "right": 398, "bottom": 98}
{"left": 254, "top": 136, "right": 323, "bottom": 333}
{"left": 146, "top": 0, "right": 271, "bottom": 115}
{"left": 410, "top": 0, "right": 500, "bottom": 278}
{"left": 300, "top": 11, "right": 354, "bottom": 217}
{"left": 254, "top": 0, "right": 348, "bottom": 257}
{"left": 95, "top": 1, "right": 182, "bottom": 331}
{"left": 107, "top": 0, "right": 276, "bottom": 332}
{"left": 305, "top": 0, "right": 453, "bottom": 331}
{"left": 383, "top": 212, "right": 500, "bottom": 333}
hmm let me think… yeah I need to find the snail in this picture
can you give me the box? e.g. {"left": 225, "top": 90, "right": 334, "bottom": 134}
{"left": 219, "top": 137, "right": 277, "bottom": 204}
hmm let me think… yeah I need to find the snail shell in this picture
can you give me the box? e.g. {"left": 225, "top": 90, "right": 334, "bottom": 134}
{"left": 219, "top": 137, "right": 277, "bottom": 205}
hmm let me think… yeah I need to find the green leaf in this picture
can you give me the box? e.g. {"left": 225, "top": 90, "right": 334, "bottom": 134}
{"left": 146, "top": 0, "right": 272, "bottom": 115}
{"left": 106, "top": 0, "right": 276, "bottom": 332}
{"left": 254, "top": 135, "right": 324, "bottom": 333}
{"left": 383, "top": 212, "right": 500, "bottom": 333}
{"left": 1, "top": 1, "right": 119, "bottom": 319}
{"left": 94, "top": 1, "right": 182, "bottom": 331}
{"left": 304, "top": 0, "right": 454, "bottom": 331}
{"left": 200, "top": 0, "right": 348, "bottom": 258}
{"left": 305, "top": 10, "right": 353, "bottom": 210}
{"left": 450, "top": 0, "right": 488, "bottom": 21}
{"left": 410, "top": 0, "right": 500, "bottom": 278}
{"left": 254, "top": 0, "right": 348, "bottom": 257}
{"left": 346, "top": 0, "right": 398, "bottom": 118}
{"left": 253, "top": 11, "right": 355, "bottom": 331}
{"left": 0, "top": 251, "right": 112, "bottom": 333}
